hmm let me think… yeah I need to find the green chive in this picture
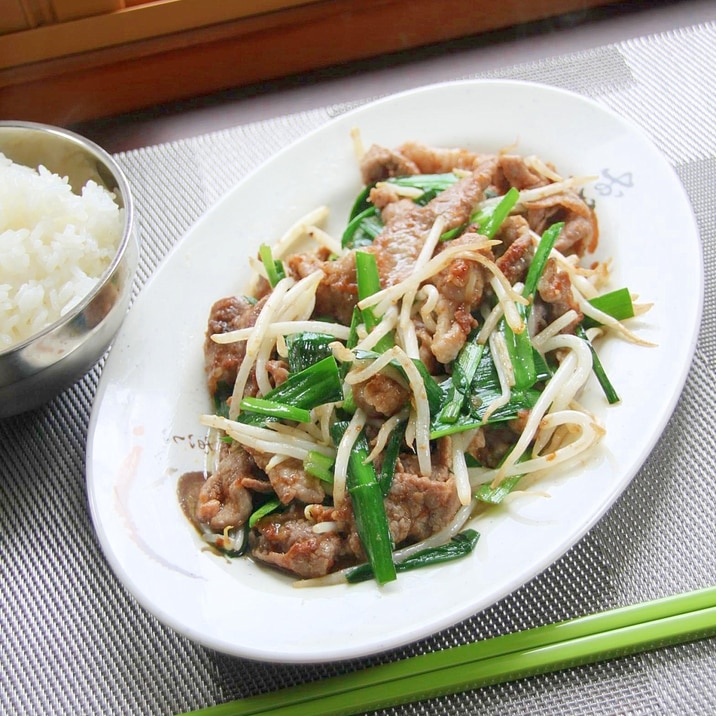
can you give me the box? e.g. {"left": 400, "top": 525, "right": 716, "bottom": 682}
{"left": 475, "top": 474, "right": 523, "bottom": 504}
{"left": 238, "top": 397, "right": 312, "bottom": 423}
{"left": 304, "top": 451, "right": 335, "bottom": 484}
{"left": 285, "top": 332, "right": 335, "bottom": 373}
{"left": 437, "top": 341, "right": 485, "bottom": 424}
{"left": 523, "top": 221, "right": 564, "bottom": 297}
{"left": 471, "top": 187, "right": 520, "bottom": 239}
{"left": 355, "top": 250, "right": 394, "bottom": 352}
{"left": 576, "top": 325, "right": 620, "bottom": 404}
{"left": 583, "top": 287, "right": 635, "bottom": 327}
{"left": 342, "top": 206, "right": 384, "bottom": 249}
{"left": 331, "top": 421, "right": 396, "bottom": 585}
{"left": 346, "top": 529, "right": 480, "bottom": 583}
{"left": 501, "top": 221, "right": 565, "bottom": 391}
{"left": 259, "top": 243, "right": 286, "bottom": 288}
{"left": 262, "top": 355, "right": 343, "bottom": 410}
{"left": 248, "top": 497, "right": 282, "bottom": 529}
{"left": 378, "top": 419, "right": 407, "bottom": 495}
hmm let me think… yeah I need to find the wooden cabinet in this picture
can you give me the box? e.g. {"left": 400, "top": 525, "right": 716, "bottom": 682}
{"left": 0, "top": 0, "right": 622, "bottom": 125}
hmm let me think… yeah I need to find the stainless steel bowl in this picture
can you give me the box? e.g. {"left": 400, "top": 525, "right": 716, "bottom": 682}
{"left": 0, "top": 121, "right": 138, "bottom": 417}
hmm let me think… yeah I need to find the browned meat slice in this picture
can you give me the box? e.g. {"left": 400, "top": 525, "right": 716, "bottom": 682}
{"left": 359, "top": 141, "right": 492, "bottom": 184}
{"left": 384, "top": 470, "right": 461, "bottom": 545}
{"left": 414, "top": 318, "right": 439, "bottom": 375}
{"left": 266, "top": 359, "right": 290, "bottom": 387}
{"left": 250, "top": 506, "right": 350, "bottom": 579}
{"left": 373, "top": 196, "right": 416, "bottom": 225}
{"left": 196, "top": 446, "right": 256, "bottom": 532}
{"left": 526, "top": 190, "right": 599, "bottom": 256}
{"left": 368, "top": 165, "right": 493, "bottom": 287}
{"left": 287, "top": 250, "right": 357, "bottom": 326}
{"left": 397, "top": 434, "right": 452, "bottom": 482}
{"left": 344, "top": 439, "right": 458, "bottom": 558}
{"left": 239, "top": 475, "right": 274, "bottom": 494}
{"left": 368, "top": 183, "right": 405, "bottom": 211}
{"left": 248, "top": 450, "right": 326, "bottom": 506}
{"left": 494, "top": 214, "right": 532, "bottom": 252}
{"left": 428, "top": 233, "right": 492, "bottom": 364}
{"left": 535, "top": 256, "right": 582, "bottom": 331}
{"left": 351, "top": 373, "right": 410, "bottom": 417}
{"left": 495, "top": 216, "right": 535, "bottom": 286}
{"left": 204, "top": 295, "right": 265, "bottom": 396}
{"left": 397, "top": 141, "right": 492, "bottom": 174}
{"left": 430, "top": 301, "right": 477, "bottom": 366}
{"left": 496, "top": 154, "right": 551, "bottom": 192}
{"left": 359, "top": 144, "right": 421, "bottom": 185}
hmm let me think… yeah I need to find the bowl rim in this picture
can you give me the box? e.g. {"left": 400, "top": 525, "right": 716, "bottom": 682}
{"left": 0, "top": 119, "right": 136, "bottom": 357}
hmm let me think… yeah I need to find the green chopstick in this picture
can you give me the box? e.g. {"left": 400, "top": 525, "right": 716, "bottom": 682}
{"left": 185, "top": 586, "right": 716, "bottom": 716}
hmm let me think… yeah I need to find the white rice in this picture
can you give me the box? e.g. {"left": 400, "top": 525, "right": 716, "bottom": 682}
{"left": 0, "top": 151, "right": 124, "bottom": 350}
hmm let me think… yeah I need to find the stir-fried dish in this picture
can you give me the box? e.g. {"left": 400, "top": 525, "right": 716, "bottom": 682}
{"left": 177, "top": 138, "right": 649, "bottom": 586}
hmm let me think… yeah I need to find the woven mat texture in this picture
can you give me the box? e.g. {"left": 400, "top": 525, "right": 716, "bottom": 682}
{"left": 1, "top": 20, "right": 715, "bottom": 716}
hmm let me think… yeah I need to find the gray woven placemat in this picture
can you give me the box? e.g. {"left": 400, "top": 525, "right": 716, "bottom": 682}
{"left": 2, "top": 20, "right": 715, "bottom": 716}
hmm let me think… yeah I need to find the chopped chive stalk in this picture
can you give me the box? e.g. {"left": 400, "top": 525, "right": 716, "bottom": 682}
{"left": 346, "top": 529, "right": 480, "bottom": 583}
{"left": 430, "top": 390, "right": 541, "bottom": 439}
{"left": 341, "top": 383, "right": 357, "bottom": 415}
{"left": 500, "top": 320, "right": 537, "bottom": 390}
{"left": 259, "top": 243, "right": 286, "bottom": 288}
{"left": 411, "top": 358, "right": 443, "bottom": 415}
{"left": 378, "top": 419, "right": 407, "bottom": 495}
{"left": 437, "top": 383, "right": 465, "bottom": 424}
{"left": 355, "top": 251, "right": 382, "bottom": 304}
{"left": 238, "top": 397, "right": 312, "bottom": 423}
{"left": 475, "top": 474, "right": 523, "bottom": 504}
{"left": 431, "top": 345, "right": 542, "bottom": 439}
{"left": 331, "top": 421, "right": 396, "bottom": 585}
{"left": 248, "top": 497, "right": 282, "bottom": 528}
{"left": 350, "top": 481, "right": 397, "bottom": 585}
{"left": 389, "top": 172, "right": 460, "bottom": 196}
{"left": 355, "top": 250, "right": 394, "bottom": 352}
{"left": 583, "top": 287, "right": 635, "bottom": 327}
{"left": 285, "top": 332, "right": 335, "bottom": 373}
{"left": 471, "top": 187, "right": 520, "bottom": 239}
{"left": 262, "top": 355, "right": 343, "bottom": 410}
{"left": 439, "top": 223, "right": 467, "bottom": 242}
{"left": 576, "top": 325, "right": 620, "bottom": 404}
{"left": 348, "top": 184, "right": 375, "bottom": 220}
{"left": 343, "top": 206, "right": 384, "bottom": 249}
{"left": 523, "top": 221, "right": 564, "bottom": 297}
{"left": 344, "top": 305, "right": 363, "bottom": 354}
{"left": 577, "top": 286, "right": 634, "bottom": 403}
{"left": 304, "top": 450, "right": 335, "bottom": 484}
{"left": 437, "top": 341, "right": 485, "bottom": 424}
{"left": 501, "top": 221, "right": 564, "bottom": 390}
{"left": 234, "top": 411, "right": 278, "bottom": 428}
{"left": 452, "top": 341, "right": 484, "bottom": 393}
{"left": 355, "top": 250, "right": 382, "bottom": 333}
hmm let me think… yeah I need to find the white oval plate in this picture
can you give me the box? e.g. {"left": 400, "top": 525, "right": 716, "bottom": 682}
{"left": 87, "top": 80, "right": 702, "bottom": 663}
